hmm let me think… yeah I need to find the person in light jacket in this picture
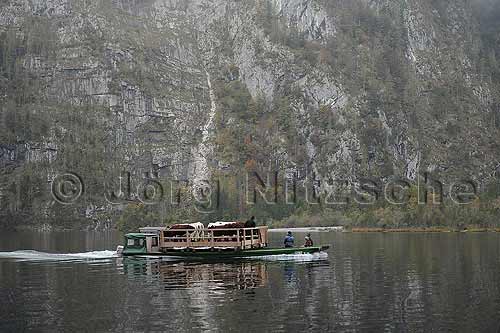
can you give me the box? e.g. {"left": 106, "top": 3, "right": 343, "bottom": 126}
{"left": 304, "top": 233, "right": 314, "bottom": 247}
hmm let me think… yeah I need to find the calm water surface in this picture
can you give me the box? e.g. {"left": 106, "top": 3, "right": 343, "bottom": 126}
{"left": 1, "top": 231, "right": 500, "bottom": 332}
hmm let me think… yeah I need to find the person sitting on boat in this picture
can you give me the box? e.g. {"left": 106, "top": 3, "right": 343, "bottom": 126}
{"left": 245, "top": 216, "right": 256, "bottom": 228}
{"left": 284, "top": 231, "right": 294, "bottom": 248}
{"left": 304, "top": 233, "right": 314, "bottom": 247}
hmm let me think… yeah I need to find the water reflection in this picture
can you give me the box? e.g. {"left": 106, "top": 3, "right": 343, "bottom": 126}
{"left": 2, "top": 231, "right": 500, "bottom": 332}
{"left": 283, "top": 262, "right": 296, "bottom": 283}
{"left": 120, "top": 258, "right": 269, "bottom": 290}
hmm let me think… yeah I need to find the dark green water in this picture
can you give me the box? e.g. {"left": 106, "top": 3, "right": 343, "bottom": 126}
{"left": 1, "top": 231, "right": 500, "bottom": 332}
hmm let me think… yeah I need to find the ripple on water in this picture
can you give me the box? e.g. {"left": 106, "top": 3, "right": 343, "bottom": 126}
{"left": 3, "top": 232, "right": 500, "bottom": 332}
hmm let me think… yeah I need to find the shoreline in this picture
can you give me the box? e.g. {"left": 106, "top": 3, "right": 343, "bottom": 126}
{"left": 269, "top": 227, "right": 344, "bottom": 233}
{"left": 347, "top": 227, "right": 500, "bottom": 233}
{"left": 5, "top": 225, "right": 500, "bottom": 234}
{"left": 269, "top": 226, "right": 500, "bottom": 233}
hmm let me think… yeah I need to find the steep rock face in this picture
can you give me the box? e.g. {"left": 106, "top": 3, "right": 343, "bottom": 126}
{"left": 0, "top": 0, "right": 499, "bottom": 228}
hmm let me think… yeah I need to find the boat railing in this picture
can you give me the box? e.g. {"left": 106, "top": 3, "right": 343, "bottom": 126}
{"left": 161, "top": 226, "right": 268, "bottom": 250}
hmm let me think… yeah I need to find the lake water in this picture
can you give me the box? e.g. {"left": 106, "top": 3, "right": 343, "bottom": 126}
{"left": 1, "top": 231, "right": 500, "bottom": 332}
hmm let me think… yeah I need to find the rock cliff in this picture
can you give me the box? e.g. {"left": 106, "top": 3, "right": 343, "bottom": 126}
{"left": 0, "top": 0, "right": 499, "bottom": 229}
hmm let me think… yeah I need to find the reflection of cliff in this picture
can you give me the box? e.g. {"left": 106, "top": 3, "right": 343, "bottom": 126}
{"left": 121, "top": 259, "right": 268, "bottom": 291}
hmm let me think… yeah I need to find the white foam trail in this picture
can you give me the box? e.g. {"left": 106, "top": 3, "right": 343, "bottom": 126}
{"left": 0, "top": 250, "right": 118, "bottom": 262}
{"left": 246, "top": 252, "right": 329, "bottom": 262}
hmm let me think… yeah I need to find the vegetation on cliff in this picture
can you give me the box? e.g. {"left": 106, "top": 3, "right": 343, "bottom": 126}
{"left": 1, "top": 0, "right": 500, "bottom": 231}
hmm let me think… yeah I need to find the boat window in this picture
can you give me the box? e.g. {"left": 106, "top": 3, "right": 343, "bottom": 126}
{"left": 126, "top": 238, "right": 146, "bottom": 247}
{"left": 152, "top": 237, "right": 158, "bottom": 247}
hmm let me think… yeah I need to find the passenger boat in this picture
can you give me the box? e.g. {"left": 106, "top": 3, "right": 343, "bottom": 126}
{"left": 118, "top": 223, "right": 329, "bottom": 258}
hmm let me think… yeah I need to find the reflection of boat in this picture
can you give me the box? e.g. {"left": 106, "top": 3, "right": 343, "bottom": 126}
{"left": 120, "top": 258, "right": 269, "bottom": 290}
{"left": 118, "top": 224, "right": 329, "bottom": 258}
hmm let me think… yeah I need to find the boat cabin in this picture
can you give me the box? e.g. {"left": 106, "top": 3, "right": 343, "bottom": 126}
{"left": 123, "top": 232, "right": 160, "bottom": 255}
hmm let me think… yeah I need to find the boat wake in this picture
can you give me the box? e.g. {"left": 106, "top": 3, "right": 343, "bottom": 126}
{"left": 0, "top": 250, "right": 118, "bottom": 262}
{"left": 247, "top": 252, "right": 329, "bottom": 262}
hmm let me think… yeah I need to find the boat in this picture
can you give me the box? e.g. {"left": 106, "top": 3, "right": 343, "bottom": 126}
{"left": 118, "top": 223, "right": 330, "bottom": 258}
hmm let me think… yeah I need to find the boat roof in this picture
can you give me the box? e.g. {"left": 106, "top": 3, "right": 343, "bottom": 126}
{"left": 139, "top": 226, "right": 167, "bottom": 232}
{"left": 125, "top": 233, "right": 157, "bottom": 238}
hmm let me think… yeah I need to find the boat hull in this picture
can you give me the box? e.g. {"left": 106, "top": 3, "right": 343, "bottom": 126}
{"left": 122, "top": 246, "right": 330, "bottom": 258}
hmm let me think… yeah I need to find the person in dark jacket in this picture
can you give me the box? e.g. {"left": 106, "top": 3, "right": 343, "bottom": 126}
{"left": 245, "top": 216, "right": 256, "bottom": 228}
{"left": 284, "top": 231, "right": 294, "bottom": 248}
